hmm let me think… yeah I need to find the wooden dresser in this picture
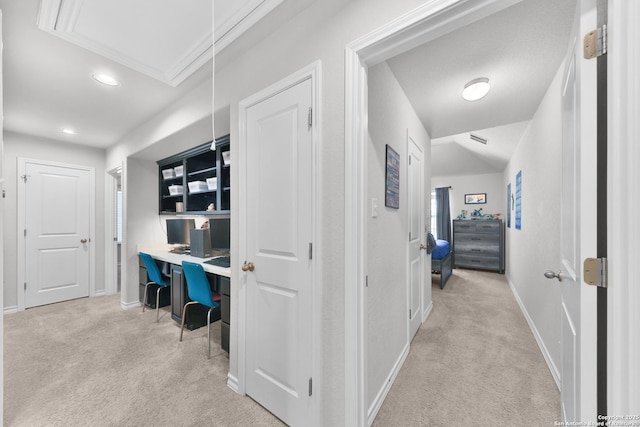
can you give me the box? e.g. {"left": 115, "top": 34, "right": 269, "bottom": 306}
{"left": 453, "top": 219, "right": 504, "bottom": 273}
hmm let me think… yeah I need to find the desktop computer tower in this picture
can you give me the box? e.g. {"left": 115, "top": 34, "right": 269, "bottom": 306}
{"left": 189, "top": 228, "right": 211, "bottom": 258}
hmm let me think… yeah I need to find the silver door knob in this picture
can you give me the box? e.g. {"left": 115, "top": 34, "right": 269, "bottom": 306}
{"left": 80, "top": 238, "right": 88, "bottom": 244}
{"left": 241, "top": 261, "right": 255, "bottom": 272}
{"left": 419, "top": 244, "right": 426, "bottom": 251}
{"left": 543, "top": 270, "right": 562, "bottom": 282}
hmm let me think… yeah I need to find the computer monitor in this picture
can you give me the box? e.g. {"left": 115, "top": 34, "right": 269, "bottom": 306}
{"left": 209, "top": 218, "right": 230, "bottom": 250}
{"left": 166, "top": 218, "right": 195, "bottom": 246}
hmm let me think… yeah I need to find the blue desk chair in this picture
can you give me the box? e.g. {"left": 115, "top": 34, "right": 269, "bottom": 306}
{"left": 180, "top": 261, "right": 221, "bottom": 358}
{"left": 140, "top": 252, "right": 170, "bottom": 322}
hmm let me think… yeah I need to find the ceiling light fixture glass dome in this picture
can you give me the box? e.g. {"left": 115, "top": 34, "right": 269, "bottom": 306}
{"left": 462, "top": 77, "right": 490, "bottom": 101}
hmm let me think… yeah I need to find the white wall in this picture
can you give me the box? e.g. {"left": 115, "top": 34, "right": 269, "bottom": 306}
{"left": 105, "top": 0, "right": 440, "bottom": 423}
{"left": 432, "top": 173, "right": 505, "bottom": 221}
{"left": 3, "top": 131, "right": 106, "bottom": 310}
{"left": 367, "top": 62, "right": 431, "bottom": 416}
{"left": 503, "top": 65, "right": 564, "bottom": 382}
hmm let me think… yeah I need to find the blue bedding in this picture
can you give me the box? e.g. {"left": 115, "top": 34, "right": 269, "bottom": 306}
{"left": 431, "top": 240, "right": 450, "bottom": 260}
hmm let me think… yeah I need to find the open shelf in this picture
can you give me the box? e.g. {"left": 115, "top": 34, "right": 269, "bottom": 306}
{"left": 157, "top": 135, "right": 230, "bottom": 214}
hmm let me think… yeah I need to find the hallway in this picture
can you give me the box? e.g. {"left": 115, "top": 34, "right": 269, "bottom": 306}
{"left": 373, "top": 268, "right": 559, "bottom": 426}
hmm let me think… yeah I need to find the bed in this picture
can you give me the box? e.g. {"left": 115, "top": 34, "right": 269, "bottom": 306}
{"left": 427, "top": 233, "right": 453, "bottom": 289}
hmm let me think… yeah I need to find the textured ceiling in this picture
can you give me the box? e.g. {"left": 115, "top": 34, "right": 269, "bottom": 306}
{"left": 386, "top": 0, "right": 576, "bottom": 176}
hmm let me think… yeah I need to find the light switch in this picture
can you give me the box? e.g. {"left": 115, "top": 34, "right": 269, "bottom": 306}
{"left": 371, "top": 198, "right": 378, "bottom": 218}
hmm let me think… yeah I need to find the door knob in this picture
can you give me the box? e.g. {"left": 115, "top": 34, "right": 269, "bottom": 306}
{"left": 242, "top": 261, "right": 255, "bottom": 272}
{"left": 419, "top": 244, "right": 427, "bottom": 251}
{"left": 543, "top": 270, "right": 563, "bottom": 282}
{"left": 80, "top": 238, "right": 88, "bottom": 244}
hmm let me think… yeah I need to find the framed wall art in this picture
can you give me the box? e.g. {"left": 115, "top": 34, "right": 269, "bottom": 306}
{"left": 464, "top": 193, "right": 486, "bottom": 204}
{"left": 385, "top": 144, "right": 400, "bottom": 209}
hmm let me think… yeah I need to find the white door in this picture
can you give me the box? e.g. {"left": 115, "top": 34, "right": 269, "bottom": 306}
{"left": 243, "top": 77, "right": 314, "bottom": 425}
{"left": 23, "top": 161, "right": 91, "bottom": 307}
{"left": 407, "top": 135, "right": 424, "bottom": 339}
{"left": 555, "top": 2, "right": 597, "bottom": 422}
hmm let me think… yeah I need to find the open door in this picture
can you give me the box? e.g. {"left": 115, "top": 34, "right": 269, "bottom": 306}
{"left": 407, "top": 134, "right": 424, "bottom": 340}
{"left": 547, "top": 1, "right": 599, "bottom": 422}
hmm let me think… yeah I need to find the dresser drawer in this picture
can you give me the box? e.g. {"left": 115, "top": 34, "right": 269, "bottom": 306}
{"left": 453, "top": 221, "right": 477, "bottom": 232}
{"left": 473, "top": 221, "right": 501, "bottom": 233}
{"left": 455, "top": 254, "right": 501, "bottom": 271}
{"left": 454, "top": 232, "right": 500, "bottom": 244}
{"left": 455, "top": 241, "right": 500, "bottom": 256}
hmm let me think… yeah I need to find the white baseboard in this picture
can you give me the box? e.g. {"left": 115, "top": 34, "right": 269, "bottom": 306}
{"left": 120, "top": 300, "right": 141, "bottom": 310}
{"left": 422, "top": 300, "right": 433, "bottom": 323}
{"left": 367, "top": 342, "right": 410, "bottom": 425}
{"left": 94, "top": 290, "right": 106, "bottom": 297}
{"left": 506, "top": 274, "right": 560, "bottom": 390}
{"left": 227, "top": 373, "right": 240, "bottom": 394}
{"left": 3, "top": 306, "right": 18, "bottom": 315}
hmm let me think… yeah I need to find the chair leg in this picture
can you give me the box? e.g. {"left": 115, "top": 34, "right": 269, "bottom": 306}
{"left": 156, "top": 286, "right": 163, "bottom": 322}
{"left": 180, "top": 302, "right": 197, "bottom": 342}
{"left": 207, "top": 307, "right": 213, "bottom": 359}
{"left": 142, "top": 282, "right": 151, "bottom": 313}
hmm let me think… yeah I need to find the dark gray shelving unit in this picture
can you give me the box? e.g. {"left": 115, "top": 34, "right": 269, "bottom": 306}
{"left": 158, "top": 135, "right": 230, "bottom": 215}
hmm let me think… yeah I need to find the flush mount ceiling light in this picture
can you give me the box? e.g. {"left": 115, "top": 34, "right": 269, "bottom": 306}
{"left": 61, "top": 127, "right": 77, "bottom": 135}
{"left": 462, "top": 77, "right": 490, "bottom": 101}
{"left": 92, "top": 73, "right": 119, "bottom": 86}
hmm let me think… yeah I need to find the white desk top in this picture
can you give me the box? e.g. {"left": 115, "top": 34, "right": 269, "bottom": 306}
{"left": 138, "top": 243, "right": 231, "bottom": 278}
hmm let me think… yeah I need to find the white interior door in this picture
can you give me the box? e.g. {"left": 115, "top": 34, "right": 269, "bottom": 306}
{"left": 23, "top": 161, "right": 91, "bottom": 308}
{"left": 243, "top": 77, "right": 314, "bottom": 426}
{"left": 407, "top": 135, "right": 424, "bottom": 340}
{"left": 555, "top": 2, "right": 597, "bottom": 421}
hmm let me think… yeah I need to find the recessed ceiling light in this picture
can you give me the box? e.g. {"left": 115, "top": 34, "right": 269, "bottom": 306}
{"left": 61, "top": 127, "right": 77, "bottom": 135}
{"left": 462, "top": 77, "right": 490, "bottom": 101}
{"left": 92, "top": 73, "right": 119, "bottom": 86}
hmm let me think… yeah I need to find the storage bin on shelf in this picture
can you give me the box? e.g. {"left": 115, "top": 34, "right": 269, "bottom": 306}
{"left": 173, "top": 165, "right": 184, "bottom": 177}
{"left": 206, "top": 177, "right": 218, "bottom": 190}
{"left": 188, "top": 181, "right": 208, "bottom": 193}
{"left": 168, "top": 185, "right": 183, "bottom": 196}
{"left": 162, "top": 168, "right": 176, "bottom": 180}
{"left": 222, "top": 151, "right": 230, "bottom": 166}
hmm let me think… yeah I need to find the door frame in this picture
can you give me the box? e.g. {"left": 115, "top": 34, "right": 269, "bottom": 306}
{"left": 104, "top": 165, "right": 123, "bottom": 296}
{"left": 235, "top": 61, "right": 323, "bottom": 425}
{"left": 344, "top": 1, "right": 524, "bottom": 424}
{"left": 16, "top": 157, "right": 96, "bottom": 311}
{"left": 608, "top": 0, "right": 640, "bottom": 414}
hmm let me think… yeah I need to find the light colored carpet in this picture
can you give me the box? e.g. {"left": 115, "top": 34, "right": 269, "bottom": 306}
{"left": 4, "top": 295, "right": 284, "bottom": 427}
{"left": 372, "top": 268, "right": 561, "bottom": 426}
{"left": 5, "top": 269, "right": 560, "bottom": 426}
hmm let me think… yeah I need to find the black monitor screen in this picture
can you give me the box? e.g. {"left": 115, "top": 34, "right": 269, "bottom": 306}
{"left": 209, "top": 218, "right": 230, "bottom": 250}
{"left": 166, "top": 218, "right": 195, "bottom": 245}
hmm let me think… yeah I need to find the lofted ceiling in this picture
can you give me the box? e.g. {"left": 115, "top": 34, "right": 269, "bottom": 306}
{"left": 386, "top": 0, "right": 576, "bottom": 177}
{"left": 0, "top": 0, "right": 312, "bottom": 149}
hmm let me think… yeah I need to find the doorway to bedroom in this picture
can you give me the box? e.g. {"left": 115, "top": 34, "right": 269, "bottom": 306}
{"left": 360, "top": 0, "right": 579, "bottom": 423}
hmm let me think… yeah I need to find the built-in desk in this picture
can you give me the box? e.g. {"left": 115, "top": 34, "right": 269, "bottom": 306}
{"left": 138, "top": 245, "right": 231, "bottom": 352}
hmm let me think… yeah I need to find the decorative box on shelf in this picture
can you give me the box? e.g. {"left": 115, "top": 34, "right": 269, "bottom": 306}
{"left": 174, "top": 165, "right": 184, "bottom": 177}
{"left": 162, "top": 168, "right": 176, "bottom": 180}
{"left": 168, "top": 185, "right": 183, "bottom": 196}
{"left": 188, "top": 181, "right": 208, "bottom": 193}
{"left": 206, "top": 177, "right": 218, "bottom": 190}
